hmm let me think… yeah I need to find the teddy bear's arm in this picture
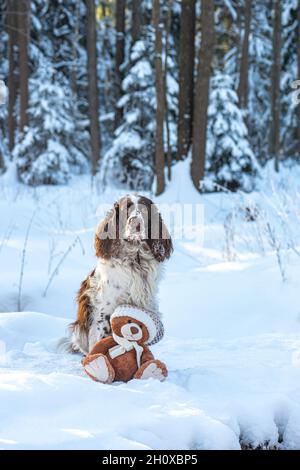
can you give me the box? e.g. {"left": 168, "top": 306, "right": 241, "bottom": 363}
{"left": 88, "top": 336, "right": 116, "bottom": 356}
{"left": 141, "top": 346, "right": 154, "bottom": 364}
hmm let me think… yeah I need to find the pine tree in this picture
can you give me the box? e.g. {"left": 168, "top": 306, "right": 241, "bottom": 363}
{"left": 0, "top": 3, "right": 7, "bottom": 172}
{"left": 97, "top": 5, "right": 115, "bottom": 144}
{"left": 103, "top": 0, "right": 178, "bottom": 191}
{"left": 15, "top": 59, "right": 89, "bottom": 185}
{"left": 248, "top": 0, "right": 273, "bottom": 164}
{"left": 206, "top": 73, "right": 258, "bottom": 191}
{"left": 215, "top": 0, "right": 240, "bottom": 75}
{"left": 104, "top": 35, "right": 156, "bottom": 190}
{"left": 281, "top": 0, "right": 298, "bottom": 158}
{"left": 12, "top": 0, "right": 91, "bottom": 184}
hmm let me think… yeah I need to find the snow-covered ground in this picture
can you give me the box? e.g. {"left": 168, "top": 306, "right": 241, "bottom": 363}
{"left": 1, "top": 161, "right": 300, "bottom": 450}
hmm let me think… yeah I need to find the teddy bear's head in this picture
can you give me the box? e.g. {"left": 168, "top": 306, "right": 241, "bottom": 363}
{"left": 110, "top": 305, "right": 164, "bottom": 346}
{"left": 111, "top": 315, "right": 149, "bottom": 345}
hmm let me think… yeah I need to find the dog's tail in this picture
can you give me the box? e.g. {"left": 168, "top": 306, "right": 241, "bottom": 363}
{"left": 56, "top": 336, "right": 73, "bottom": 353}
{"left": 55, "top": 320, "right": 89, "bottom": 355}
{"left": 55, "top": 336, "right": 82, "bottom": 354}
{"left": 56, "top": 325, "right": 89, "bottom": 355}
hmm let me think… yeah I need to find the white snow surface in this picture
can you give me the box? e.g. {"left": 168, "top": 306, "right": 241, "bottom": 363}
{"left": 1, "top": 161, "right": 300, "bottom": 449}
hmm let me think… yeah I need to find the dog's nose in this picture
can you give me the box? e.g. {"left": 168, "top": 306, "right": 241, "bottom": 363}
{"left": 129, "top": 217, "right": 141, "bottom": 231}
{"left": 130, "top": 326, "right": 139, "bottom": 335}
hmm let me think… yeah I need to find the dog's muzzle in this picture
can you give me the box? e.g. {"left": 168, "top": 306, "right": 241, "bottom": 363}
{"left": 125, "top": 211, "right": 145, "bottom": 240}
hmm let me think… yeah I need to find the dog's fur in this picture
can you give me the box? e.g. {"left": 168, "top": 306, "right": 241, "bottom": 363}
{"left": 69, "top": 195, "right": 173, "bottom": 354}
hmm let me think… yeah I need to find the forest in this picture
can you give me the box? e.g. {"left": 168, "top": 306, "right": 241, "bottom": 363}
{"left": 0, "top": 0, "right": 299, "bottom": 195}
{"left": 2, "top": 1, "right": 300, "bottom": 451}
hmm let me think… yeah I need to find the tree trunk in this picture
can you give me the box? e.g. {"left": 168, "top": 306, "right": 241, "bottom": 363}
{"left": 7, "top": 0, "right": 19, "bottom": 151}
{"left": 164, "top": 0, "right": 172, "bottom": 181}
{"left": 177, "top": 0, "right": 196, "bottom": 161}
{"left": 191, "top": 0, "right": 215, "bottom": 190}
{"left": 18, "top": 0, "right": 29, "bottom": 132}
{"left": 132, "top": 0, "right": 141, "bottom": 43}
{"left": 297, "top": 0, "right": 300, "bottom": 156}
{"left": 0, "top": 150, "right": 5, "bottom": 173}
{"left": 114, "top": 0, "right": 126, "bottom": 129}
{"left": 238, "top": 0, "right": 252, "bottom": 109}
{"left": 86, "top": 0, "right": 101, "bottom": 174}
{"left": 270, "top": 0, "right": 281, "bottom": 172}
{"left": 71, "top": 0, "right": 80, "bottom": 96}
{"left": 236, "top": 1, "right": 242, "bottom": 71}
{"left": 153, "top": 0, "right": 165, "bottom": 195}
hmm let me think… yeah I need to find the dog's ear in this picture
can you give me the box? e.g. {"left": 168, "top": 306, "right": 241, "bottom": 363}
{"left": 94, "top": 203, "right": 119, "bottom": 259}
{"left": 146, "top": 204, "right": 173, "bottom": 263}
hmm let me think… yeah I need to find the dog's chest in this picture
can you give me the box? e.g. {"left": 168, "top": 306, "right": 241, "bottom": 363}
{"left": 90, "top": 259, "right": 158, "bottom": 321}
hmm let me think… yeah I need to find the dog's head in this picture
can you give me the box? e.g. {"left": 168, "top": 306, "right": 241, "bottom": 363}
{"left": 94, "top": 195, "right": 173, "bottom": 262}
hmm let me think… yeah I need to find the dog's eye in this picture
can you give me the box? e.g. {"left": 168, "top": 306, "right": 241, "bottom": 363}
{"left": 127, "top": 320, "right": 132, "bottom": 324}
{"left": 127, "top": 201, "right": 133, "bottom": 209}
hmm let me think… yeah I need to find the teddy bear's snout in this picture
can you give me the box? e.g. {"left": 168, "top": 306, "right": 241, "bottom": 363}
{"left": 130, "top": 325, "right": 139, "bottom": 335}
{"left": 120, "top": 322, "right": 143, "bottom": 340}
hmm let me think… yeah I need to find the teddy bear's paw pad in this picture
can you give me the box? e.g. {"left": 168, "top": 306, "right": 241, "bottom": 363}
{"left": 84, "top": 356, "right": 113, "bottom": 383}
{"left": 140, "top": 362, "right": 166, "bottom": 381}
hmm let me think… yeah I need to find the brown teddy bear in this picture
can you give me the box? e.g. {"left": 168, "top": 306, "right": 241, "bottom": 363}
{"left": 82, "top": 304, "right": 168, "bottom": 383}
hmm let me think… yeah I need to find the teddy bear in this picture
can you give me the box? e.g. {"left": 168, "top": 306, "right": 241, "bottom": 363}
{"left": 82, "top": 304, "right": 168, "bottom": 383}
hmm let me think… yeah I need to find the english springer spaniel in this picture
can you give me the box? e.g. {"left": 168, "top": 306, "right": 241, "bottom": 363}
{"left": 69, "top": 195, "right": 173, "bottom": 354}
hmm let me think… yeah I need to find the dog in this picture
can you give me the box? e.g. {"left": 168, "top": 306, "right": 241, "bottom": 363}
{"left": 69, "top": 195, "right": 173, "bottom": 354}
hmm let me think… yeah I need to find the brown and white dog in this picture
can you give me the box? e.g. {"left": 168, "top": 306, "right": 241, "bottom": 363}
{"left": 69, "top": 195, "right": 173, "bottom": 354}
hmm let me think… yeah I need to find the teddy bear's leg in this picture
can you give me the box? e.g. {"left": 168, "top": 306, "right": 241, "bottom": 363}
{"left": 83, "top": 353, "right": 115, "bottom": 384}
{"left": 134, "top": 360, "right": 168, "bottom": 381}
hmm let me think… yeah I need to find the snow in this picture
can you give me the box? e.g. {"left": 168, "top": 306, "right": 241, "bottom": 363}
{"left": 1, "top": 162, "right": 300, "bottom": 449}
{"left": 0, "top": 80, "right": 7, "bottom": 105}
